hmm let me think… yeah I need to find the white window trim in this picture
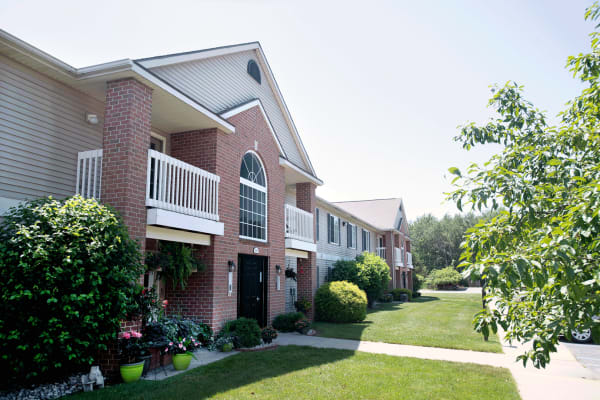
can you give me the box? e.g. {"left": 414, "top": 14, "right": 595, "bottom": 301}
{"left": 347, "top": 222, "right": 356, "bottom": 249}
{"left": 328, "top": 213, "right": 341, "bottom": 246}
{"left": 239, "top": 151, "right": 268, "bottom": 243}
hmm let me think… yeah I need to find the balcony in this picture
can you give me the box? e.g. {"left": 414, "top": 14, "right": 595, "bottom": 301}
{"left": 76, "top": 149, "right": 224, "bottom": 237}
{"left": 376, "top": 247, "right": 386, "bottom": 259}
{"left": 284, "top": 204, "right": 316, "bottom": 253}
{"left": 394, "top": 247, "right": 404, "bottom": 267}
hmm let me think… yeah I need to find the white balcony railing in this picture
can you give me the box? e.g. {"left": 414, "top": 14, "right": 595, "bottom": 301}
{"left": 75, "top": 149, "right": 103, "bottom": 199}
{"left": 285, "top": 204, "right": 314, "bottom": 243}
{"left": 394, "top": 247, "right": 404, "bottom": 267}
{"left": 406, "top": 251, "right": 413, "bottom": 267}
{"left": 376, "top": 247, "right": 386, "bottom": 259}
{"left": 146, "top": 149, "right": 220, "bottom": 221}
{"left": 76, "top": 149, "right": 220, "bottom": 221}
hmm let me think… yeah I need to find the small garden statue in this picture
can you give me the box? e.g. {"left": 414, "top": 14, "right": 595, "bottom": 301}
{"left": 81, "top": 365, "right": 104, "bottom": 392}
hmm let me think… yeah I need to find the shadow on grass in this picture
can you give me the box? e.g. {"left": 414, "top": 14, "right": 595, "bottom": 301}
{"left": 413, "top": 296, "right": 440, "bottom": 303}
{"left": 68, "top": 346, "right": 354, "bottom": 400}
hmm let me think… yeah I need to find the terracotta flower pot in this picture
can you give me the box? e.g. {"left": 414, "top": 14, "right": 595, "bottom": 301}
{"left": 120, "top": 360, "right": 144, "bottom": 383}
{"left": 172, "top": 352, "right": 193, "bottom": 371}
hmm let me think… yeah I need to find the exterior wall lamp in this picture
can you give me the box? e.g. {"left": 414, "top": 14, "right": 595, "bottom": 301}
{"left": 275, "top": 264, "right": 281, "bottom": 291}
{"left": 227, "top": 261, "right": 236, "bottom": 296}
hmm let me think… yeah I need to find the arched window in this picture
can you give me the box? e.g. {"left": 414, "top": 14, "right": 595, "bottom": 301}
{"left": 239, "top": 152, "right": 267, "bottom": 241}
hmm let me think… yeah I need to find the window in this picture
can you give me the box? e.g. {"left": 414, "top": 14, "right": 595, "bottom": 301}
{"left": 247, "top": 60, "right": 261, "bottom": 84}
{"left": 327, "top": 213, "right": 340, "bottom": 245}
{"left": 362, "top": 229, "right": 371, "bottom": 252}
{"left": 239, "top": 152, "right": 267, "bottom": 241}
{"left": 347, "top": 223, "right": 357, "bottom": 249}
{"left": 316, "top": 208, "right": 320, "bottom": 241}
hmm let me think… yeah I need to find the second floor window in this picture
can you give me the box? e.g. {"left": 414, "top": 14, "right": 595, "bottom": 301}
{"left": 316, "top": 208, "right": 320, "bottom": 241}
{"left": 327, "top": 213, "right": 340, "bottom": 245}
{"left": 239, "top": 152, "right": 267, "bottom": 241}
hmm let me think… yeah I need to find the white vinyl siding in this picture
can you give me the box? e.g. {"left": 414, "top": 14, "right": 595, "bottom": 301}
{"left": 148, "top": 50, "right": 309, "bottom": 170}
{"left": 0, "top": 55, "right": 104, "bottom": 203}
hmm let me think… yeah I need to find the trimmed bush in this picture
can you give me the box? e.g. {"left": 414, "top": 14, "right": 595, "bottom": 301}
{"left": 222, "top": 317, "right": 261, "bottom": 348}
{"left": 378, "top": 293, "right": 393, "bottom": 303}
{"left": 0, "top": 196, "right": 144, "bottom": 383}
{"left": 330, "top": 253, "right": 390, "bottom": 307}
{"left": 391, "top": 288, "right": 413, "bottom": 302}
{"left": 315, "top": 281, "right": 367, "bottom": 323}
{"left": 272, "top": 312, "right": 305, "bottom": 332}
{"left": 425, "top": 267, "right": 463, "bottom": 289}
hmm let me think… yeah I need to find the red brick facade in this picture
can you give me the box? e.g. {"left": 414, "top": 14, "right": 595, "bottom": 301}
{"left": 101, "top": 78, "right": 153, "bottom": 252}
{"left": 295, "top": 183, "right": 317, "bottom": 319}
{"left": 165, "top": 105, "right": 286, "bottom": 330}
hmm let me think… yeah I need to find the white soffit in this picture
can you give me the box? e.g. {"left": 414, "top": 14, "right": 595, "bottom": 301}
{"left": 146, "top": 225, "right": 210, "bottom": 246}
{"left": 285, "top": 249, "right": 309, "bottom": 259}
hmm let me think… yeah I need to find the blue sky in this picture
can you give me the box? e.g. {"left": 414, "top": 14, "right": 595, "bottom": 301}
{"left": 0, "top": 0, "right": 595, "bottom": 219}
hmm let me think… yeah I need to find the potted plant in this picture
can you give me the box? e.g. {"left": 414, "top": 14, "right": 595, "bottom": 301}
{"left": 294, "top": 298, "right": 312, "bottom": 314}
{"left": 295, "top": 319, "right": 310, "bottom": 335}
{"left": 164, "top": 336, "right": 201, "bottom": 371}
{"left": 118, "top": 330, "right": 148, "bottom": 383}
{"left": 261, "top": 326, "right": 278, "bottom": 344}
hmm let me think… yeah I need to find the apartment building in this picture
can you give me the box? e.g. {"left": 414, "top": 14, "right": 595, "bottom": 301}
{"left": 0, "top": 30, "right": 412, "bottom": 334}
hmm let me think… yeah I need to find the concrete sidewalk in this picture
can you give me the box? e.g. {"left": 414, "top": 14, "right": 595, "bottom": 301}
{"left": 275, "top": 332, "right": 600, "bottom": 400}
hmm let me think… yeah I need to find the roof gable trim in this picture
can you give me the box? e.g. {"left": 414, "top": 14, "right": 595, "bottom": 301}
{"left": 220, "top": 99, "right": 285, "bottom": 156}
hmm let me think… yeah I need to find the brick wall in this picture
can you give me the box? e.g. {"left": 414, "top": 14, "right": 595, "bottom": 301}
{"left": 166, "top": 105, "right": 286, "bottom": 330}
{"left": 295, "top": 182, "right": 317, "bottom": 320}
{"left": 98, "top": 78, "right": 152, "bottom": 380}
{"left": 101, "top": 78, "right": 152, "bottom": 251}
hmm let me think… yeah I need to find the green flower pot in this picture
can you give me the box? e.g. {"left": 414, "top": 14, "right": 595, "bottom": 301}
{"left": 172, "top": 352, "right": 193, "bottom": 371}
{"left": 120, "top": 360, "right": 144, "bottom": 383}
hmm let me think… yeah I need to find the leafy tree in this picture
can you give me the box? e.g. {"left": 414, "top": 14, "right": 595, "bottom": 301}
{"left": 409, "top": 213, "right": 483, "bottom": 274}
{"left": 0, "top": 196, "right": 144, "bottom": 383}
{"left": 424, "top": 267, "right": 463, "bottom": 289}
{"left": 447, "top": 3, "right": 600, "bottom": 368}
{"left": 330, "top": 252, "right": 390, "bottom": 307}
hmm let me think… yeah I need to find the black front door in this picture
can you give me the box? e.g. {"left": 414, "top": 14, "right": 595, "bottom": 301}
{"left": 238, "top": 254, "right": 267, "bottom": 326}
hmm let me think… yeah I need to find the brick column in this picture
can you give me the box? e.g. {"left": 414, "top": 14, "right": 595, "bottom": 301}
{"left": 101, "top": 78, "right": 153, "bottom": 252}
{"left": 296, "top": 182, "right": 317, "bottom": 320}
{"left": 385, "top": 231, "right": 394, "bottom": 289}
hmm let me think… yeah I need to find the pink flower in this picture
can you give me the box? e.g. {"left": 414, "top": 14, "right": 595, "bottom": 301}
{"left": 178, "top": 343, "right": 183, "bottom": 348}
{"left": 131, "top": 331, "right": 142, "bottom": 338}
{"left": 183, "top": 346, "right": 186, "bottom": 351}
{"left": 164, "top": 347, "right": 168, "bottom": 353}
{"left": 122, "top": 332, "right": 131, "bottom": 339}
{"left": 169, "top": 342, "right": 173, "bottom": 346}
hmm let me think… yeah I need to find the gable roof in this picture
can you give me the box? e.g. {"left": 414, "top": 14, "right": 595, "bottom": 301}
{"left": 136, "top": 42, "right": 318, "bottom": 178}
{"left": 332, "top": 198, "right": 405, "bottom": 231}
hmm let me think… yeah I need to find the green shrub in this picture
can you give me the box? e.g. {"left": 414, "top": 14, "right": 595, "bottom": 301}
{"left": 592, "top": 325, "right": 600, "bottom": 345}
{"left": 0, "top": 196, "right": 144, "bottom": 383}
{"left": 330, "top": 253, "right": 390, "bottom": 307}
{"left": 315, "top": 281, "right": 367, "bottom": 323}
{"left": 413, "top": 273, "right": 424, "bottom": 293}
{"left": 425, "top": 267, "right": 463, "bottom": 289}
{"left": 391, "top": 288, "right": 413, "bottom": 301}
{"left": 222, "top": 317, "right": 261, "bottom": 348}
{"left": 272, "top": 312, "right": 305, "bottom": 332}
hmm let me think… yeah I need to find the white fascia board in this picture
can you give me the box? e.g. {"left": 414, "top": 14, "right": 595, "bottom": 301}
{"left": 147, "top": 208, "right": 224, "bottom": 236}
{"left": 279, "top": 157, "right": 324, "bottom": 186}
{"left": 254, "top": 46, "right": 317, "bottom": 176}
{"left": 146, "top": 225, "right": 211, "bottom": 246}
{"left": 136, "top": 43, "right": 261, "bottom": 69}
{"left": 221, "top": 99, "right": 286, "bottom": 156}
{"left": 285, "top": 238, "right": 317, "bottom": 253}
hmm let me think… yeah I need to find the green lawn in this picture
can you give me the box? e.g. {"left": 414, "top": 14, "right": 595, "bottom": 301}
{"left": 70, "top": 346, "right": 519, "bottom": 400}
{"left": 313, "top": 293, "right": 502, "bottom": 353}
